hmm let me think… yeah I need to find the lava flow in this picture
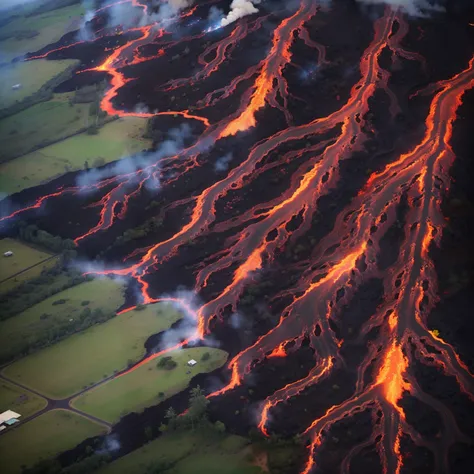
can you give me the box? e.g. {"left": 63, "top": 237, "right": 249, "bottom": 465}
{"left": 1, "top": 1, "right": 473, "bottom": 473}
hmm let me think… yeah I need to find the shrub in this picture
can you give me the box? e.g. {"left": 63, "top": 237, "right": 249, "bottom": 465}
{"left": 201, "top": 352, "right": 211, "bottom": 361}
{"left": 52, "top": 299, "right": 67, "bottom": 305}
{"left": 81, "top": 300, "right": 90, "bottom": 306}
{"left": 157, "top": 356, "right": 177, "bottom": 370}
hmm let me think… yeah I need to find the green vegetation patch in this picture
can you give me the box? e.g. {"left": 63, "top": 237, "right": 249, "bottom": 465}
{"left": 98, "top": 428, "right": 261, "bottom": 474}
{"left": 0, "top": 95, "right": 90, "bottom": 162}
{"left": 0, "top": 409, "right": 107, "bottom": 474}
{"left": 0, "top": 59, "right": 77, "bottom": 109}
{"left": 0, "top": 238, "right": 57, "bottom": 292}
{"left": 0, "top": 4, "right": 85, "bottom": 62}
{"left": 0, "top": 117, "right": 151, "bottom": 194}
{"left": 0, "top": 379, "right": 47, "bottom": 419}
{"left": 0, "top": 277, "right": 126, "bottom": 363}
{"left": 2, "top": 302, "right": 183, "bottom": 399}
{"left": 72, "top": 347, "right": 228, "bottom": 423}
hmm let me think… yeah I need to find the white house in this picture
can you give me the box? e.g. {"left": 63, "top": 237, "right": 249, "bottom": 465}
{"left": 0, "top": 410, "right": 21, "bottom": 430}
{"left": 187, "top": 359, "right": 197, "bottom": 367}
{"left": 3, "top": 251, "right": 13, "bottom": 257}
{"left": 12, "top": 83, "right": 22, "bottom": 90}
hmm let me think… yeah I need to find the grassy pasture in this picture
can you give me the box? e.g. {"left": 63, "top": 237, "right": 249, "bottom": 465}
{"left": 0, "top": 278, "right": 126, "bottom": 363}
{"left": 0, "top": 409, "right": 107, "bottom": 474}
{"left": 0, "top": 4, "right": 85, "bottom": 63}
{"left": 2, "top": 302, "right": 183, "bottom": 399}
{"left": 0, "top": 238, "right": 57, "bottom": 293}
{"left": 0, "top": 117, "right": 151, "bottom": 194}
{"left": 72, "top": 347, "right": 228, "bottom": 423}
{"left": 0, "top": 95, "right": 90, "bottom": 162}
{"left": 0, "top": 379, "right": 47, "bottom": 419}
{"left": 98, "top": 428, "right": 262, "bottom": 474}
{"left": 0, "top": 58, "right": 77, "bottom": 109}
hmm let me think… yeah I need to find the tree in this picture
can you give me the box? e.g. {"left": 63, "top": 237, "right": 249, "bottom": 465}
{"left": 190, "top": 385, "right": 204, "bottom": 400}
{"left": 165, "top": 407, "right": 177, "bottom": 420}
{"left": 214, "top": 420, "right": 226, "bottom": 433}
{"left": 201, "top": 352, "right": 210, "bottom": 361}
{"left": 164, "top": 406, "right": 177, "bottom": 430}
{"left": 187, "top": 385, "right": 209, "bottom": 429}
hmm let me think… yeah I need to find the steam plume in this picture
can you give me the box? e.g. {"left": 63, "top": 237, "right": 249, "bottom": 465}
{"left": 355, "top": 0, "right": 444, "bottom": 16}
{"left": 220, "top": 0, "right": 261, "bottom": 27}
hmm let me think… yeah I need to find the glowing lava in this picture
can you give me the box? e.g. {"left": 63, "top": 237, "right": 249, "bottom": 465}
{"left": 1, "top": 3, "right": 473, "bottom": 473}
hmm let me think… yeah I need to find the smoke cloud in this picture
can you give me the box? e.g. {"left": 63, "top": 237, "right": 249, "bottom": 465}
{"left": 220, "top": 0, "right": 261, "bottom": 27}
{"left": 214, "top": 153, "right": 233, "bottom": 172}
{"left": 355, "top": 0, "right": 444, "bottom": 16}
{"left": 77, "top": 1, "right": 95, "bottom": 41}
{"left": 76, "top": 124, "right": 192, "bottom": 188}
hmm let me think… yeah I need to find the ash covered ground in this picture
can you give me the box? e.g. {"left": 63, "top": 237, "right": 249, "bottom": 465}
{"left": 1, "top": 0, "right": 474, "bottom": 473}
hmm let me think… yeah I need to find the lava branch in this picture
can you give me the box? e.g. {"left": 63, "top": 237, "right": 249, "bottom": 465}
{"left": 299, "top": 57, "right": 474, "bottom": 473}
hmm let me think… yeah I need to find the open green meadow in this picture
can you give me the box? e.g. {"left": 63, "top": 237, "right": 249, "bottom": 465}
{"left": 0, "top": 4, "right": 85, "bottom": 62}
{"left": 0, "top": 117, "right": 151, "bottom": 194}
{"left": 72, "top": 347, "right": 228, "bottom": 423}
{"left": 0, "top": 278, "right": 126, "bottom": 363}
{"left": 97, "top": 428, "right": 262, "bottom": 474}
{"left": 0, "top": 379, "right": 47, "bottom": 419}
{"left": 0, "top": 238, "right": 58, "bottom": 293}
{"left": 0, "top": 94, "right": 90, "bottom": 162}
{"left": 0, "top": 409, "right": 108, "bottom": 474}
{"left": 2, "top": 302, "right": 184, "bottom": 399}
{"left": 0, "top": 58, "right": 77, "bottom": 109}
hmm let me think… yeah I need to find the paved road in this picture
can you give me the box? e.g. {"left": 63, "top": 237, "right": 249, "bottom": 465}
{"left": 0, "top": 254, "right": 58, "bottom": 286}
{"left": 0, "top": 374, "right": 111, "bottom": 437}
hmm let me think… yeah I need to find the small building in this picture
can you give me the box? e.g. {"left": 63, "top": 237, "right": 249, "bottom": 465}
{"left": 12, "top": 83, "right": 22, "bottom": 90}
{"left": 3, "top": 251, "right": 13, "bottom": 257}
{"left": 4, "top": 418, "right": 19, "bottom": 426}
{"left": 187, "top": 359, "right": 197, "bottom": 367}
{"left": 0, "top": 410, "right": 21, "bottom": 430}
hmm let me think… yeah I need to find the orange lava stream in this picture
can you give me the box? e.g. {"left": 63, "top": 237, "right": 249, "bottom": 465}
{"left": 1, "top": 4, "right": 473, "bottom": 472}
{"left": 220, "top": 1, "right": 318, "bottom": 136}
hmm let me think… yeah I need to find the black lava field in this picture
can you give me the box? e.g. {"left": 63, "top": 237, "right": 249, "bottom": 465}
{"left": 1, "top": 1, "right": 474, "bottom": 473}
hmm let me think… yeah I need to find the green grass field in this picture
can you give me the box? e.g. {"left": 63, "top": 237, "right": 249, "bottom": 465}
{"left": 2, "top": 302, "right": 184, "bottom": 399}
{"left": 0, "top": 4, "right": 85, "bottom": 62}
{"left": 0, "top": 278, "right": 126, "bottom": 363}
{"left": 0, "top": 409, "right": 108, "bottom": 474}
{"left": 0, "top": 58, "right": 77, "bottom": 109}
{"left": 0, "top": 379, "right": 47, "bottom": 419}
{"left": 0, "top": 94, "right": 90, "bottom": 162}
{"left": 98, "top": 428, "right": 262, "bottom": 474}
{"left": 72, "top": 347, "right": 228, "bottom": 423}
{"left": 0, "top": 238, "right": 57, "bottom": 293}
{"left": 0, "top": 117, "right": 151, "bottom": 194}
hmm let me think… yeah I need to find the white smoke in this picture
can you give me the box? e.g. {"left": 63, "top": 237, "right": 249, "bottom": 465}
{"left": 97, "top": 434, "right": 121, "bottom": 454}
{"left": 220, "top": 0, "right": 261, "bottom": 27}
{"left": 77, "top": 2, "right": 95, "bottom": 42}
{"left": 156, "top": 290, "right": 201, "bottom": 351}
{"left": 214, "top": 153, "right": 233, "bottom": 172}
{"left": 356, "top": 0, "right": 444, "bottom": 16}
{"left": 76, "top": 124, "right": 192, "bottom": 188}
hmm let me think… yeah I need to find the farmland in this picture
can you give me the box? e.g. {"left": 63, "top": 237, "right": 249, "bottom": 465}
{"left": 2, "top": 302, "right": 184, "bottom": 398}
{"left": 0, "top": 117, "right": 151, "bottom": 195}
{"left": 0, "top": 4, "right": 85, "bottom": 63}
{"left": 0, "top": 95, "right": 90, "bottom": 162}
{"left": 0, "top": 409, "right": 107, "bottom": 474}
{"left": 0, "top": 238, "right": 57, "bottom": 294}
{"left": 97, "top": 428, "right": 262, "bottom": 474}
{"left": 0, "top": 277, "right": 126, "bottom": 363}
{"left": 72, "top": 347, "right": 228, "bottom": 423}
{"left": 0, "top": 58, "right": 77, "bottom": 110}
{"left": 0, "top": 379, "right": 47, "bottom": 419}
